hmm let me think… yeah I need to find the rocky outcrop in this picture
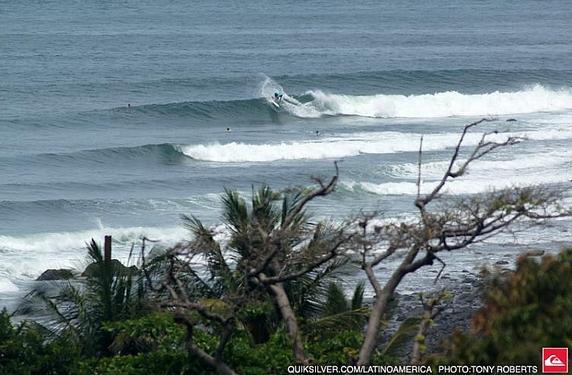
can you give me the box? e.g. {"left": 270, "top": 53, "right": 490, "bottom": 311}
{"left": 81, "top": 260, "right": 138, "bottom": 277}
{"left": 36, "top": 268, "right": 76, "bottom": 281}
{"left": 379, "top": 274, "right": 484, "bottom": 360}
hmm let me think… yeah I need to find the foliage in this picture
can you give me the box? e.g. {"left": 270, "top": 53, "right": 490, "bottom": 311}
{"left": 431, "top": 248, "right": 572, "bottom": 365}
{"left": 308, "top": 329, "right": 363, "bottom": 364}
{"left": 304, "top": 281, "right": 369, "bottom": 337}
{"left": 225, "top": 329, "right": 395, "bottom": 373}
{"left": 235, "top": 301, "right": 276, "bottom": 344}
{"left": 81, "top": 314, "right": 388, "bottom": 375}
{"left": 76, "top": 314, "right": 214, "bottom": 375}
{"left": 177, "top": 185, "right": 350, "bottom": 305}
{"left": 19, "top": 240, "right": 147, "bottom": 356}
{"left": 77, "top": 351, "right": 191, "bottom": 375}
{"left": 284, "top": 258, "right": 353, "bottom": 321}
{"left": 323, "top": 282, "right": 352, "bottom": 316}
{"left": 0, "top": 309, "right": 80, "bottom": 375}
{"left": 103, "top": 312, "right": 186, "bottom": 355}
{"left": 155, "top": 181, "right": 354, "bottom": 368}
{"left": 222, "top": 331, "right": 293, "bottom": 375}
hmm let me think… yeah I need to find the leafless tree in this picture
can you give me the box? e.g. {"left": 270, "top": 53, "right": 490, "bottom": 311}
{"left": 356, "top": 119, "right": 568, "bottom": 365}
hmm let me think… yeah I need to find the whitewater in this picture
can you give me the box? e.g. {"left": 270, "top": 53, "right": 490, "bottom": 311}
{"left": 181, "top": 126, "right": 572, "bottom": 163}
{"left": 302, "top": 84, "right": 572, "bottom": 118}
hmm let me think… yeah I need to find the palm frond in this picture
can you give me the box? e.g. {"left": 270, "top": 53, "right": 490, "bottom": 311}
{"left": 281, "top": 189, "right": 309, "bottom": 231}
{"left": 222, "top": 188, "right": 249, "bottom": 234}
{"left": 380, "top": 316, "right": 422, "bottom": 357}
{"left": 252, "top": 185, "right": 280, "bottom": 231}
{"left": 87, "top": 239, "right": 104, "bottom": 264}
{"left": 306, "top": 307, "right": 370, "bottom": 335}
{"left": 285, "top": 257, "right": 352, "bottom": 319}
{"left": 322, "top": 283, "right": 349, "bottom": 316}
{"left": 351, "top": 281, "right": 365, "bottom": 310}
{"left": 183, "top": 214, "right": 234, "bottom": 288}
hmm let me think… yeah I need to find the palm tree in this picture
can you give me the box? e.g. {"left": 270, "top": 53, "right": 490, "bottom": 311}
{"left": 20, "top": 240, "right": 143, "bottom": 356}
{"left": 162, "top": 179, "right": 355, "bottom": 365}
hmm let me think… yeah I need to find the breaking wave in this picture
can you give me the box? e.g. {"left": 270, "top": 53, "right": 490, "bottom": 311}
{"left": 110, "top": 81, "right": 572, "bottom": 121}
{"left": 180, "top": 128, "right": 572, "bottom": 163}
{"left": 344, "top": 172, "right": 571, "bottom": 196}
{"left": 301, "top": 85, "right": 572, "bottom": 118}
{"left": 0, "top": 225, "right": 188, "bottom": 293}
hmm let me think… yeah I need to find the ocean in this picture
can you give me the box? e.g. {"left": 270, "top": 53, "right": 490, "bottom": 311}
{"left": 1, "top": 0, "right": 572, "bottom": 306}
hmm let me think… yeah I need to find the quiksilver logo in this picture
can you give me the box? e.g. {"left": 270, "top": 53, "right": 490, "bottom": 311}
{"left": 542, "top": 347, "right": 568, "bottom": 374}
{"left": 545, "top": 354, "right": 565, "bottom": 367}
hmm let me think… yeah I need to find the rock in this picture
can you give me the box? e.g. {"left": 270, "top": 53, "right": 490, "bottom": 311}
{"left": 36, "top": 268, "right": 76, "bottom": 281}
{"left": 81, "top": 260, "right": 138, "bottom": 278}
{"left": 523, "top": 249, "right": 545, "bottom": 257}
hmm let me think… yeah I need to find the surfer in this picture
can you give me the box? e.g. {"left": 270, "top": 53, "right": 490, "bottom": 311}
{"left": 273, "top": 92, "right": 283, "bottom": 103}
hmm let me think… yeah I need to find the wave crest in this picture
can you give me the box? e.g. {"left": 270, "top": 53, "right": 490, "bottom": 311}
{"left": 180, "top": 129, "right": 572, "bottom": 163}
{"left": 299, "top": 84, "right": 572, "bottom": 118}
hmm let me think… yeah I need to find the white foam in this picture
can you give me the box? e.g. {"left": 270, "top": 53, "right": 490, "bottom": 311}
{"left": 345, "top": 171, "right": 571, "bottom": 196}
{"left": 302, "top": 85, "right": 572, "bottom": 118}
{"left": 0, "top": 226, "right": 187, "bottom": 254}
{"left": 0, "top": 279, "right": 19, "bottom": 293}
{"left": 181, "top": 129, "right": 572, "bottom": 163}
{"left": 387, "top": 149, "right": 572, "bottom": 180}
{"left": 0, "top": 225, "right": 189, "bottom": 291}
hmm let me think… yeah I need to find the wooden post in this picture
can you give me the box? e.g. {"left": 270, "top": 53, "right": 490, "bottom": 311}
{"left": 104, "top": 235, "right": 112, "bottom": 263}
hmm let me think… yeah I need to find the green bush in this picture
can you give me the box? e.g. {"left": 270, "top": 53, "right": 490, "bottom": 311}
{"left": 432, "top": 248, "right": 572, "bottom": 364}
{"left": 78, "top": 313, "right": 213, "bottom": 375}
{"left": 0, "top": 309, "right": 80, "bottom": 375}
{"left": 308, "top": 329, "right": 363, "bottom": 364}
{"left": 90, "top": 313, "right": 384, "bottom": 375}
{"left": 223, "top": 331, "right": 293, "bottom": 375}
{"left": 78, "top": 351, "right": 192, "bottom": 375}
{"left": 2, "top": 300, "right": 396, "bottom": 374}
{"left": 103, "top": 312, "right": 186, "bottom": 355}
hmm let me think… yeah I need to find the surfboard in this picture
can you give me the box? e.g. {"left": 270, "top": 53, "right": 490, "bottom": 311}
{"left": 270, "top": 99, "right": 280, "bottom": 108}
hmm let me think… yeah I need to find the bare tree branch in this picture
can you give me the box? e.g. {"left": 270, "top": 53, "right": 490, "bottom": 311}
{"left": 357, "top": 119, "right": 567, "bottom": 365}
